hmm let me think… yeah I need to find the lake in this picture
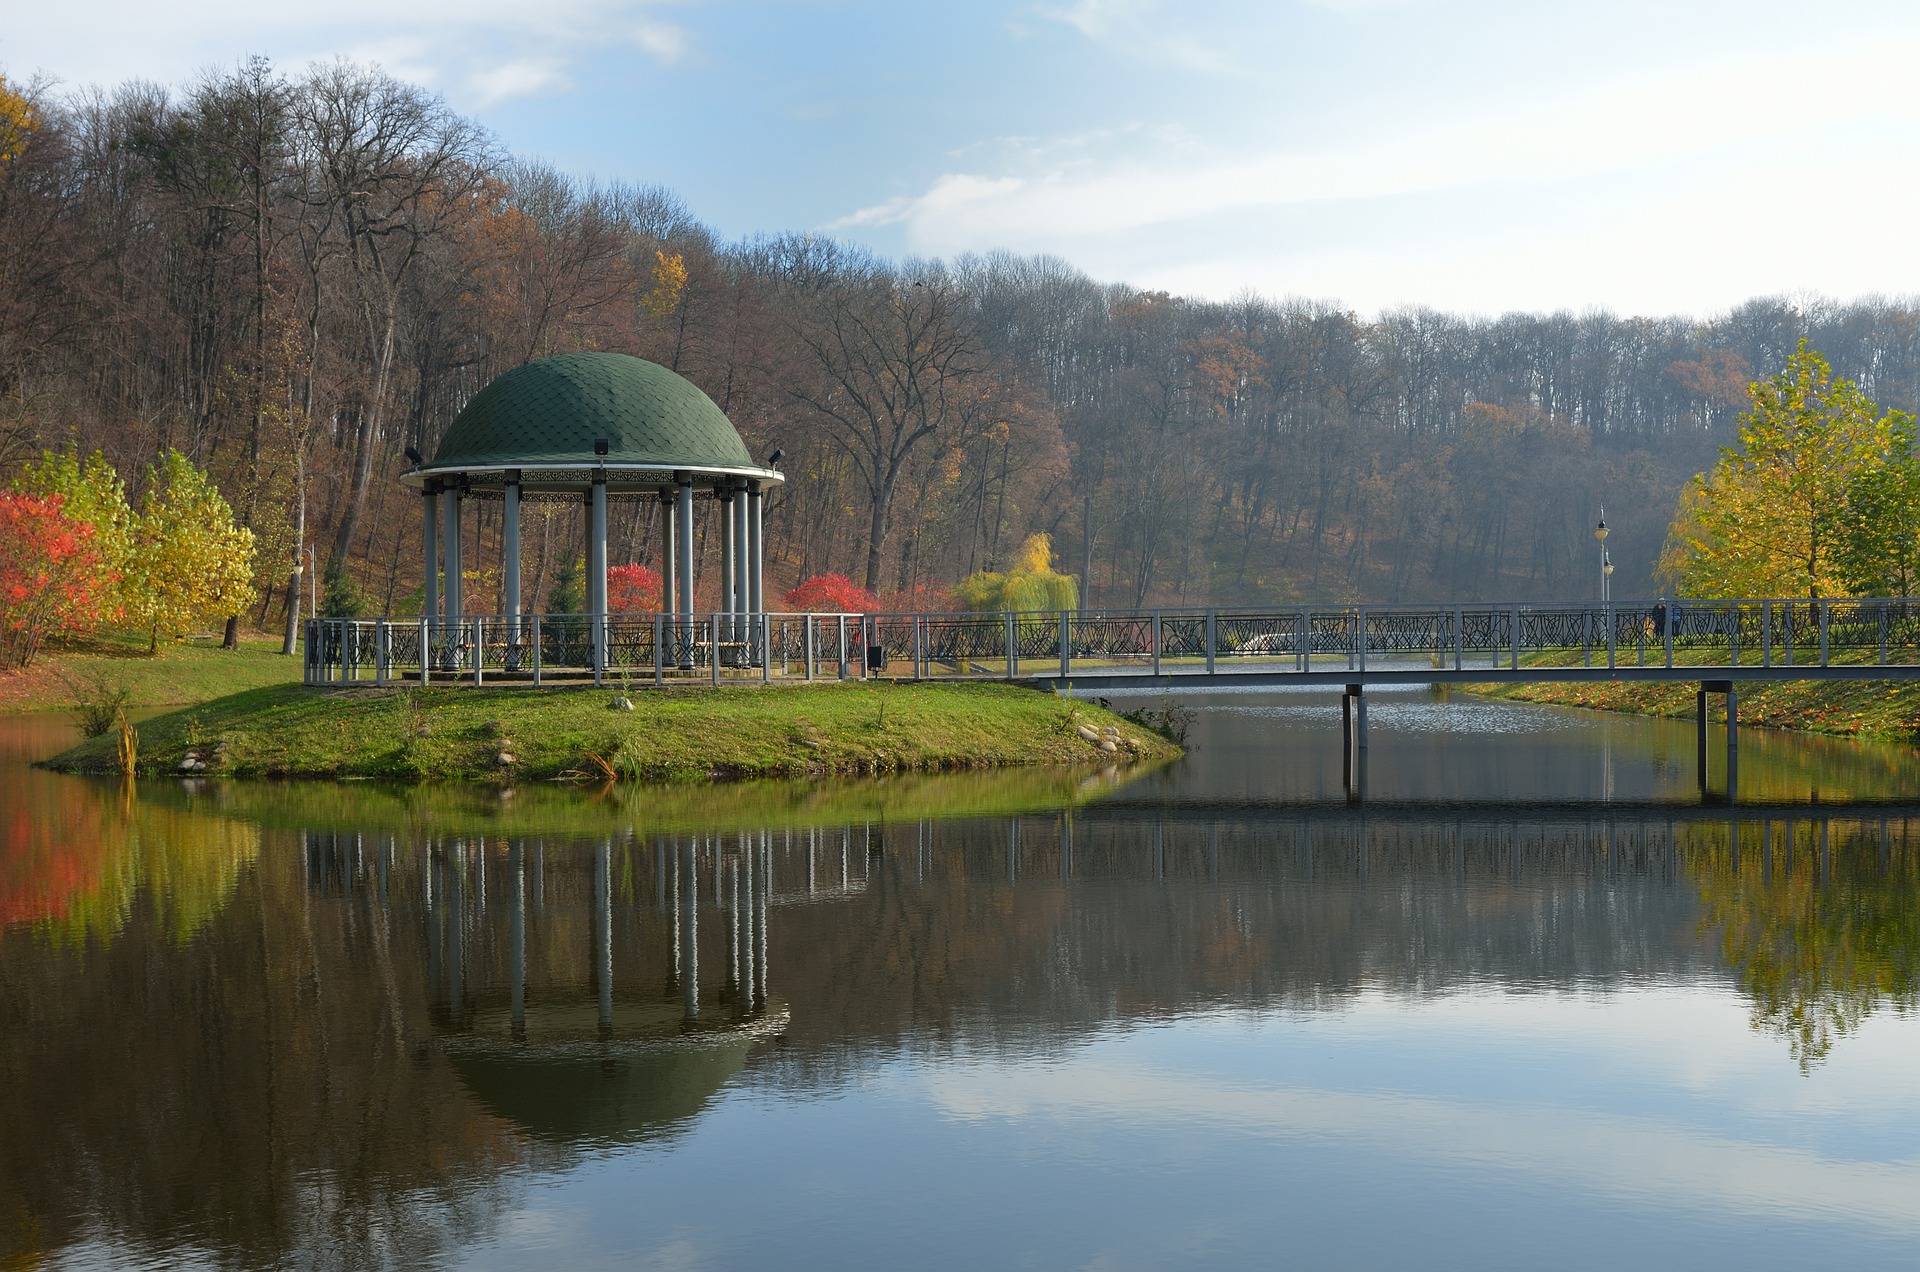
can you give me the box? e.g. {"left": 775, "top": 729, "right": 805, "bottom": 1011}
{"left": 4, "top": 684, "right": 1920, "bottom": 1270}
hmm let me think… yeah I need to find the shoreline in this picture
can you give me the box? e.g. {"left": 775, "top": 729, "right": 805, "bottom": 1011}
{"left": 1469, "top": 677, "right": 1920, "bottom": 745}
{"left": 42, "top": 680, "right": 1182, "bottom": 784}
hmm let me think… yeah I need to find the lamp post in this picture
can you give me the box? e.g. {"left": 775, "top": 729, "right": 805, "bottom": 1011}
{"left": 1594, "top": 514, "right": 1610, "bottom": 604}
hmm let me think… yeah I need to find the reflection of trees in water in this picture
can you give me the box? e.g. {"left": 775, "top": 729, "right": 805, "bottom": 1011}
{"left": 0, "top": 829, "right": 526, "bottom": 1270}
{"left": 1, "top": 827, "right": 791, "bottom": 1270}
{"left": 11, "top": 795, "right": 1920, "bottom": 1266}
{"left": 0, "top": 776, "right": 258, "bottom": 945}
{"left": 1684, "top": 817, "right": 1920, "bottom": 1070}
{"left": 759, "top": 814, "right": 1717, "bottom": 1089}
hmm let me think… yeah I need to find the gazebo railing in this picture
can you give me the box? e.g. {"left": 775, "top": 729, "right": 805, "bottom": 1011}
{"left": 304, "top": 612, "right": 874, "bottom": 686}
{"left": 305, "top": 599, "right": 1920, "bottom": 687}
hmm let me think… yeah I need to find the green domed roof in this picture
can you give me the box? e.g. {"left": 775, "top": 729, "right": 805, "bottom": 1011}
{"left": 426, "top": 353, "right": 755, "bottom": 474}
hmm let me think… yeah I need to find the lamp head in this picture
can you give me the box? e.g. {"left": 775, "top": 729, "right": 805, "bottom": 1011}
{"left": 404, "top": 445, "right": 423, "bottom": 467}
{"left": 767, "top": 447, "right": 785, "bottom": 468}
{"left": 593, "top": 437, "right": 609, "bottom": 457}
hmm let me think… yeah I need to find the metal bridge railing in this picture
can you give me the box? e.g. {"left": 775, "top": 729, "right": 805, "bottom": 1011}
{"left": 303, "top": 598, "right": 1920, "bottom": 687}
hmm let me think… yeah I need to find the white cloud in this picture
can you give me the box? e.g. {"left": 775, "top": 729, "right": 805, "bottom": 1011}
{"left": 927, "top": 989, "right": 1920, "bottom": 1232}
{"left": 837, "top": 33, "right": 1920, "bottom": 315}
{"left": 467, "top": 58, "right": 573, "bottom": 109}
{"left": 5, "top": 0, "right": 689, "bottom": 110}
{"left": 1036, "top": 0, "right": 1250, "bottom": 74}
{"left": 633, "top": 22, "right": 689, "bottom": 65}
{"left": 932, "top": 1063, "right": 1920, "bottom": 1231}
{"left": 1042, "top": 0, "right": 1156, "bottom": 40}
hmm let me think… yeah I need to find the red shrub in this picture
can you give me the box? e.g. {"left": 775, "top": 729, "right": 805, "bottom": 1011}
{"left": 608, "top": 563, "right": 662, "bottom": 613}
{"left": 0, "top": 493, "right": 106, "bottom": 669}
{"left": 783, "top": 573, "right": 879, "bottom": 613}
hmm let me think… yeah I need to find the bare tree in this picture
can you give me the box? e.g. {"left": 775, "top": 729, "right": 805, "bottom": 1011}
{"left": 770, "top": 240, "right": 983, "bottom": 594}
{"left": 292, "top": 61, "right": 490, "bottom": 575}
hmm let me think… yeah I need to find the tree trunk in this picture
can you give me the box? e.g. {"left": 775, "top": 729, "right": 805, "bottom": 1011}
{"left": 280, "top": 568, "right": 301, "bottom": 655}
{"left": 222, "top": 615, "right": 239, "bottom": 650}
{"left": 863, "top": 465, "right": 898, "bottom": 596}
{"left": 281, "top": 461, "right": 307, "bottom": 656}
{"left": 329, "top": 313, "right": 397, "bottom": 573}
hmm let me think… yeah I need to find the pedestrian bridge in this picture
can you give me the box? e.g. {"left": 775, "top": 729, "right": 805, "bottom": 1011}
{"left": 308, "top": 597, "right": 1920, "bottom": 691}
{"left": 306, "top": 597, "right": 1920, "bottom": 801}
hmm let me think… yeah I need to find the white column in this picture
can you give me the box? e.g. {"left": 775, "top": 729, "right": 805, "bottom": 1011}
{"left": 589, "top": 476, "right": 608, "bottom": 674}
{"left": 676, "top": 474, "right": 695, "bottom": 668}
{"left": 442, "top": 485, "right": 462, "bottom": 627}
{"left": 422, "top": 485, "right": 439, "bottom": 622}
{"left": 733, "top": 482, "right": 750, "bottom": 626}
{"left": 719, "top": 485, "right": 737, "bottom": 645}
{"left": 660, "top": 491, "right": 678, "bottom": 617}
{"left": 748, "top": 481, "right": 765, "bottom": 618}
{"left": 503, "top": 475, "right": 522, "bottom": 642}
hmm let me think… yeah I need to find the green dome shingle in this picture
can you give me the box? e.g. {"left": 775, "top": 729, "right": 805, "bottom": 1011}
{"left": 425, "top": 353, "right": 755, "bottom": 473}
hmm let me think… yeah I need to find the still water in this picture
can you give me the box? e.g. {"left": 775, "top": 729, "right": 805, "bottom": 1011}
{"left": 5, "top": 686, "right": 1920, "bottom": 1269}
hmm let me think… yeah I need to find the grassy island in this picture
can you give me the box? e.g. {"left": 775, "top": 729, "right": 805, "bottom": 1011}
{"left": 44, "top": 679, "right": 1181, "bottom": 784}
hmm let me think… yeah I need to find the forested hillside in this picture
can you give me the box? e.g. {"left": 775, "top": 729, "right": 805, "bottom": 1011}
{"left": 6, "top": 59, "right": 1920, "bottom": 623}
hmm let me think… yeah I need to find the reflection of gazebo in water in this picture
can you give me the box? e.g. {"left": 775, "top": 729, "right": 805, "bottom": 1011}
{"left": 402, "top": 352, "right": 785, "bottom": 677}
{"left": 423, "top": 837, "right": 785, "bottom": 1149}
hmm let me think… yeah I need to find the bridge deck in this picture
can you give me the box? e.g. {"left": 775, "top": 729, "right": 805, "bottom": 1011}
{"left": 305, "top": 598, "right": 1920, "bottom": 690}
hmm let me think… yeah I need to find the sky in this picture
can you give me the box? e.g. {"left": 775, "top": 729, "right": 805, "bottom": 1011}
{"left": 10, "top": 0, "right": 1920, "bottom": 318}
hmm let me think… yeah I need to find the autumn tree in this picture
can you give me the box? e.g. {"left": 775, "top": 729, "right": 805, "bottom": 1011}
{"left": 953, "top": 533, "right": 1078, "bottom": 613}
{"left": 783, "top": 574, "right": 878, "bottom": 613}
{"left": 1834, "top": 413, "right": 1920, "bottom": 596}
{"left": 121, "top": 450, "right": 257, "bottom": 651}
{"left": 0, "top": 493, "right": 104, "bottom": 668}
{"left": 1661, "top": 342, "right": 1899, "bottom": 597}
{"left": 607, "top": 562, "right": 661, "bottom": 613}
{"left": 13, "top": 449, "right": 134, "bottom": 620}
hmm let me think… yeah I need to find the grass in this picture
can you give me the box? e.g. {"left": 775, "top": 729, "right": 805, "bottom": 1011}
{"left": 1476, "top": 676, "right": 1920, "bottom": 744}
{"left": 44, "top": 679, "right": 1180, "bottom": 784}
{"left": 0, "top": 630, "right": 302, "bottom": 715}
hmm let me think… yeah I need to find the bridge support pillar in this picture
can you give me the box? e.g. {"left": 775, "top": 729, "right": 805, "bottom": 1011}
{"left": 1726, "top": 684, "right": 1738, "bottom": 798}
{"left": 1342, "top": 682, "right": 1368, "bottom": 799}
{"left": 1698, "top": 679, "right": 1737, "bottom": 799}
{"left": 1695, "top": 689, "right": 1707, "bottom": 789}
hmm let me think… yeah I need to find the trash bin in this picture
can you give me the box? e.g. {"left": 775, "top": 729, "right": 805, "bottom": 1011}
{"left": 866, "top": 644, "right": 886, "bottom": 673}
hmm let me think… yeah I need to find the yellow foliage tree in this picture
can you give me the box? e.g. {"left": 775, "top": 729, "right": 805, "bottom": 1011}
{"left": 122, "top": 451, "right": 257, "bottom": 652}
{"left": 1660, "top": 341, "right": 1899, "bottom": 597}
{"left": 953, "top": 533, "right": 1079, "bottom": 613}
{"left": 13, "top": 448, "right": 136, "bottom": 620}
{"left": 642, "top": 249, "right": 688, "bottom": 319}
{"left": 0, "top": 73, "right": 40, "bottom": 168}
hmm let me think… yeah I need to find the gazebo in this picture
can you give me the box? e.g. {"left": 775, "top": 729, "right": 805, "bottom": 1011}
{"left": 402, "top": 352, "right": 784, "bottom": 674}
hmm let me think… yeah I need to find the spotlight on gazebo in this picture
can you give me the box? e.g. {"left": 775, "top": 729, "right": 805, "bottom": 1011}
{"left": 767, "top": 448, "right": 784, "bottom": 468}
{"left": 594, "top": 437, "right": 609, "bottom": 456}
{"left": 405, "top": 445, "right": 423, "bottom": 467}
